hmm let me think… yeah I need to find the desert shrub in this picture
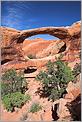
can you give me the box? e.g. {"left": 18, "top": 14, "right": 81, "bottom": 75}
{"left": 29, "top": 103, "right": 42, "bottom": 113}
{"left": 72, "top": 63, "right": 81, "bottom": 77}
{"left": 48, "top": 87, "right": 66, "bottom": 101}
{"left": 55, "top": 60, "right": 74, "bottom": 83}
{"left": 36, "top": 59, "right": 74, "bottom": 101}
{"left": 28, "top": 54, "right": 36, "bottom": 59}
{"left": 1, "top": 82, "right": 11, "bottom": 96}
{"left": 1, "top": 69, "right": 30, "bottom": 112}
{"left": 1, "top": 69, "right": 27, "bottom": 97}
{"left": 2, "top": 92, "right": 31, "bottom": 112}
{"left": 35, "top": 71, "right": 48, "bottom": 82}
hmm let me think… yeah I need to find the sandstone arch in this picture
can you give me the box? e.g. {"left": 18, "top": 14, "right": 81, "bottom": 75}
{"left": 1, "top": 21, "right": 81, "bottom": 47}
{"left": 1, "top": 21, "right": 81, "bottom": 72}
{"left": 16, "top": 27, "right": 71, "bottom": 43}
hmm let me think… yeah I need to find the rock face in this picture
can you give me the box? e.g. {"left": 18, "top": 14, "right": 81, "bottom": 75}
{"left": 22, "top": 38, "right": 54, "bottom": 57}
{"left": 1, "top": 21, "right": 81, "bottom": 71}
{"left": 2, "top": 54, "right": 60, "bottom": 72}
{"left": 36, "top": 40, "right": 65, "bottom": 58}
{"left": 0, "top": 27, "right": 24, "bottom": 64}
{"left": 67, "top": 94, "right": 81, "bottom": 121}
{"left": 53, "top": 74, "right": 81, "bottom": 121}
{"left": 0, "top": 27, "right": 20, "bottom": 47}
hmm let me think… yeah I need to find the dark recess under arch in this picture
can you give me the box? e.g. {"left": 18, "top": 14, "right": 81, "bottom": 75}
{"left": 24, "top": 67, "right": 37, "bottom": 74}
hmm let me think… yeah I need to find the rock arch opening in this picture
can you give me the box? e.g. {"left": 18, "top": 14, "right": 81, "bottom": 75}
{"left": 17, "top": 34, "right": 60, "bottom": 44}
{"left": 25, "top": 34, "right": 60, "bottom": 41}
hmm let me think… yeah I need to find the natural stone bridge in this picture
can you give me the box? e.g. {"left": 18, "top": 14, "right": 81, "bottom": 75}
{"left": 1, "top": 22, "right": 80, "bottom": 47}
{"left": 1, "top": 21, "right": 81, "bottom": 72}
{"left": 15, "top": 27, "right": 71, "bottom": 43}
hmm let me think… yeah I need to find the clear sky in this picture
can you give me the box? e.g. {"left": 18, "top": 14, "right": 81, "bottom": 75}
{"left": 1, "top": 1, "right": 81, "bottom": 40}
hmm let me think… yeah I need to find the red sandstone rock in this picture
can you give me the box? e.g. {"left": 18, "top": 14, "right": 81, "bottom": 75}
{"left": 22, "top": 38, "right": 54, "bottom": 56}
{"left": 36, "top": 40, "right": 65, "bottom": 58}
{"left": 52, "top": 73, "right": 81, "bottom": 121}
{"left": 42, "top": 109, "right": 52, "bottom": 121}
{"left": 1, "top": 21, "right": 81, "bottom": 71}
{"left": 0, "top": 27, "right": 20, "bottom": 47}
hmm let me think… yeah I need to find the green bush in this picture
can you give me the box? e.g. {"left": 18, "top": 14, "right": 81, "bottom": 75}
{"left": 2, "top": 92, "right": 31, "bottom": 112}
{"left": 36, "top": 60, "right": 74, "bottom": 101}
{"left": 55, "top": 60, "right": 74, "bottom": 83}
{"left": 35, "top": 71, "right": 48, "bottom": 83}
{"left": 1, "top": 82, "right": 11, "bottom": 96}
{"left": 48, "top": 87, "right": 66, "bottom": 101}
{"left": 1, "top": 69, "right": 31, "bottom": 112}
{"left": 29, "top": 103, "right": 42, "bottom": 113}
{"left": 28, "top": 54, "right": 36, "bottom": 59}
{"left": 1, "top": 69, "right": 27, "bottom": 97}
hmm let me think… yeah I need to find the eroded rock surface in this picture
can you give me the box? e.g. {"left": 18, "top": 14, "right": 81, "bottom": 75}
{"left": 1, "top": 21, "right": 81, "bottom": 72}
{"left": 52, "top": 74, "right": 81, "bottom": 121}
{"left": 1, "top": 21, "right": 81, "bottom": 121}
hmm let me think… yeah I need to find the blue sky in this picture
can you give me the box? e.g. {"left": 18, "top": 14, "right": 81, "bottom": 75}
{"left": 1, "top": 1, "right": 81, "bottom": 40}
